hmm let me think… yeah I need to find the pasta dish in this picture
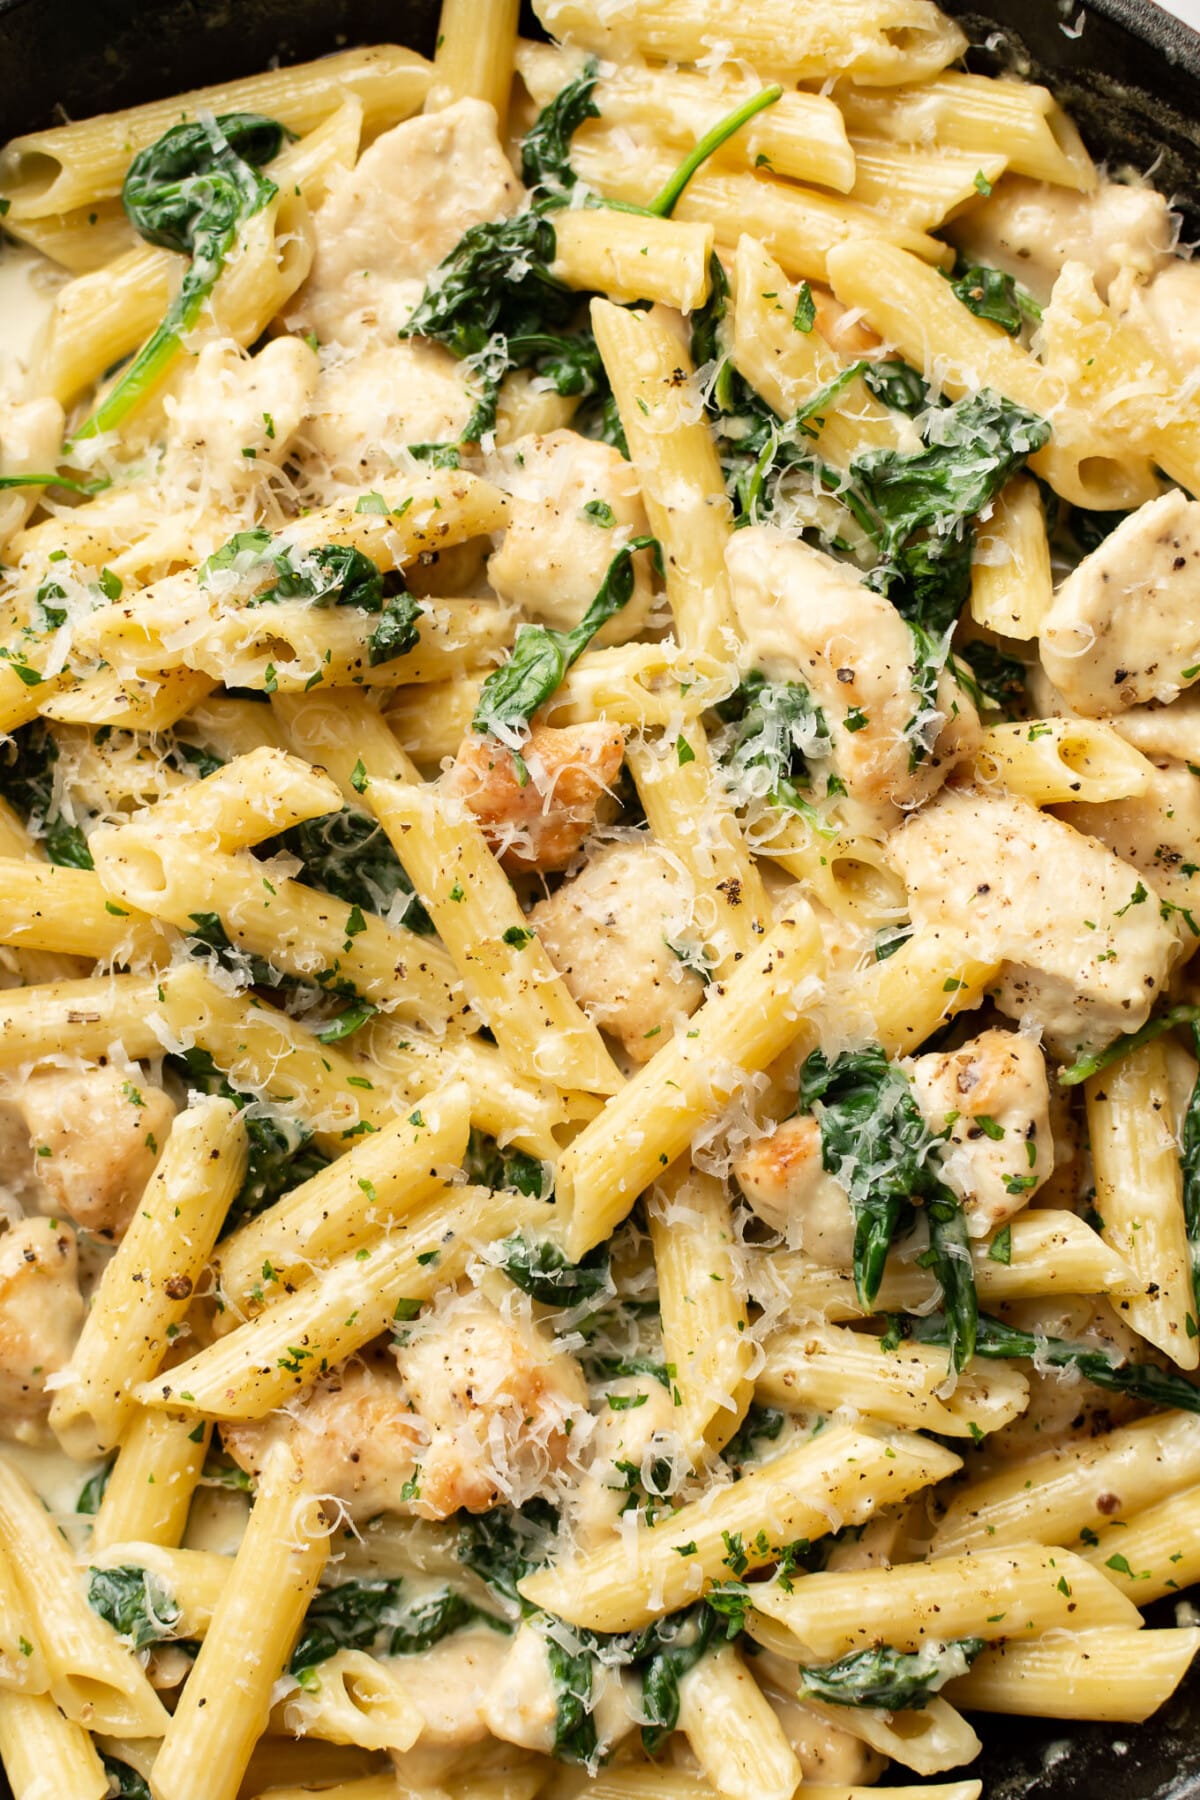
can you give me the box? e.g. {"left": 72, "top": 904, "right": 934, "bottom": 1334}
{"left": 0, "top": 1, "right": 1199, "bottom": 1795}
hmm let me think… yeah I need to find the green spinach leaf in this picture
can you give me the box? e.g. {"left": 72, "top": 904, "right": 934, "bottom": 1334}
{"left": 290, "top": 1577, "right": 491, "bottom": 1671}
{"left": 168, "top": 1046, "right": 329, "bottom": 1232}
{"left": 465, "top": 1129, "right": 547, "bottom": 1198}
{"left": 954, "top": 640, "right": 1029, "bottom": 718}
{"left": 498, "top": 1233, "right": 610, "bottom": 1304}
{"left": 472, "top": 536, "right": 658, "bottom": 741}
{"left": 1057, "top": 1003, "right": 1200, "bottom": 1088}
{"left": 103, "top": 1755, "right": 152, "bottom": 1800}
{"left": 77, "top": 113, "right": 285, "bottom": 438}
{"left": 0, "top": 720, "right": 93, "bottom": 868}
{"left": 798, "top": 1637, "right": 984, "bottom": 1709}
{"left": 716, "top": 671, "right": 833, "bottom": 818}
{"left": 267, "top": 807, "right": 433, "bottom": 935}
{"left": 947, "top": 261, "right": 1040, "bottom": 336}
{"left": 520, "top": 62, "right": 600, "bottom": 196}
{"left": 903, "top": 1310, "right": 1200, "bottom": 1413}
{"left": 87, "top": 1565, "right": 181, "bottom": 1650}
{"left": 798, "top": 1046, "right": 977, "bottom": 1369}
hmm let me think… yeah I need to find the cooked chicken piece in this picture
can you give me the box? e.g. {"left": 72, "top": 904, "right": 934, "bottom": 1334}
{"left": 487, "top": 431, "right": 654, "bottom": 645}
{"left": 7, "top": 1065, "right": 175, "bottom": 1239}
{"left": 229, "top": 1290, "right": 587, "bottom": 1523}
{"left": 890, "top": 786, "right": 1178, "bottom": 1056}
{"left": 529, "top": 842, "right": 704, "bottom": 1060}
{"left": 569, "top": 1375, "right": 680, "bottom": 1549}
{"left": 986, "top": 1299, "right": 1145, "bottom": 1461}
{"left": 481, "top": 1622, "right": 635, "bottom": 1756}
{"left": 301, "top": 342, "right": 473, "bottom": 483}
{"left": 1109, "top": 688, "right": 1200, "bottom": 763}
{"left": 725, "top": 524, "right": 979, "bottom": 835}
{"left": 163, "top": 337, "right": 318, "bottom": 497}
{"left": 1040, "top": 491, "right": 1200, "bottom": 716}
{"left": 395, "top": 1285, "right": 588, "bottom": 1517}
{"left": 950, "top": 174, "right": 1171, "bottom": 305}
{"left": 737, "top": 1030, "right": 1053, "bottom": 1249}
{"left": 1115, "top": 259, "right": 1200, "bottom": 375}
{"left": 222, "top": 1358, "right": 426, "bottom": 1521}
{"left": 907, "top": 1029, "right": 1054, "bottom": 1236}
{"left": 445, "top": 721, "right": 625, "bottom": 871}
{"left": 289, "top": 98, "right": 519, "bottom": 352}
{"left": 0, "top": 1218, "right": 84, "bottom": 1442}
{"left": 388, "top": 1630, "right": 510, "bottom": 1747}
{"left": 1056, "top": 756, "right": 1200, "bottom": 938}
{"left": 732, "top": 1114, "right": 855, "bottom": 1262}
{"left": 0, "top": 397, "right": 65, "bottom": 553}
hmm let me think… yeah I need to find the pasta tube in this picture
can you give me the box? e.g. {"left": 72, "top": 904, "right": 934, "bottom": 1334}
{"left": 746, "top": 1547, "right": 1141, "bottom": 1662}
{"left": 518, "top": 1422, "right": 960, "bottom": 1631}
{"left": 214, "top": 1080, "right": 472, "bottom": 1311}
{"left": 556, "top": 909, "right": 825, "bottom": 1261}
{"left": 150, "top": 1444, "right": 331, "bottom": 1800}
{"left": 136, "top": 1189, "right": 544, "bottom": 1419}
{"left": 49, "top": 1097, "right": 248, "bottom": 1455}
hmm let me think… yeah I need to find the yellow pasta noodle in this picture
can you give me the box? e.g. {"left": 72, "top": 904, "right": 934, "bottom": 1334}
{"left": 520, "top": 1423, "right": 960, "bottom": 1631}
{"left": 150, "top": 1443, "right": 331, "bottom": 1800}
{"left": 50, "top": 1096, "right": 248, "bottom": 1454}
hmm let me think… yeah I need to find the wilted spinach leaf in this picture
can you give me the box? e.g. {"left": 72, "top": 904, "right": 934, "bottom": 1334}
{"left": 0, "top": 720, "right": 92, "bottom": 868}
{"left": 798, "top": 1637, "right": 984, "bottom": 1709}
{"left": 472, "top": 536, "right": 659, "bottom": 742}
{"left": 799, "top": 1045, "right": 977, "bottom": 1369}
{"left": 904, "top": 1309, "right": 1200, "bottom": 1412}
{"left": 87, "top": 1565, "right": 181, "bottom": 1650}
{"left": 267, "top": 806, "right": 433, "bottom": 935}
{"left": 78, "top": 113, "right": 285, "bottom": 437}
{"left": 499, "top": 1233, "right": 609, "bottom": 1304}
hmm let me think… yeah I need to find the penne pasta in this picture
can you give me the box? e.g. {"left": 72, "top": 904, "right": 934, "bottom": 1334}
{"left": 519, "top": 1422, "right": 960, "bottom": 1631}
{"left": 150, "top": 1443, "right": 331, "bottom": 1800}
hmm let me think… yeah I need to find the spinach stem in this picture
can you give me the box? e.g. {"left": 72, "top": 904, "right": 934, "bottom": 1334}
{"left": 648, "top": 85, "right": 783, "bottom": 218}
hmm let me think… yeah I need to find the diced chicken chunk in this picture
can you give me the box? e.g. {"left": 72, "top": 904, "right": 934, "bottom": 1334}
{"left": 1057, "top": 756, "right": 1200, "bottom": 934}
{"left": 290, "top": 99, "right": 519, "bottom": 352}
{"left": 7, "top": 1065, "right": 175, "bottom": 1238}
{"left": 726, "top": 524, "right": 979, "bottom": 835}
{"left": 487, "top": 431, "right": 654, "bottom": 645}
{"left": 163, "top": 337, "right": 318, "bottom": 497}
{"left": 1116, "top": 260, "right": 1200, "bottom": 375}
{"left": 1040, "top": 491, "right": 1200, "bottom": 716}
{"left": 1109, "top": 688, "right": 1200, "bottom": 763}
{"left": 300, "top": 342, "right": 473, "bottom": 483}
{"left": 0, "top": 397, "right": 65, "bottom": 553}
{"left": 0, "top": 1218, "right": 83, "bottom": 1441}
{"left": 228, "top": 1290, "right": 587, "bottom": 1524}
{"left": 395, "top": 1286, "right": 588, "bottom": 1517}
{"left": 569, "top": 1375, "right": 680, "bottom": 1548}
{"left": 223, "top": 1357, "right": 425, "bottom": 1522}
{"left": 445, "top": 721, "right": 625, "bottom": 870}
{"left": 528, "top": 842, "right": 704, "bottom": 1060}
{"left": 482, "top": 1623, "right": 634, "bottom": 1757}
{"left": 890, "top": 786, "right": 1178, "bottom": 1056}
{"left": 732, "top": 1114, "right": 855, "bottom": 1262}
{"left": 386, "top": 1631, "right": 509, "bottom": 1748}
{"left": 907, "top": 1029, "right": 1054, "bottom": 1236}
{"left": 950, "top": 174, "right": 1171, "bottom": 305}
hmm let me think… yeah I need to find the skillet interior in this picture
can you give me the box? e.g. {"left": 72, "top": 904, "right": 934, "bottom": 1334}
{"left": 1, "top": 0, "right": 1200, "bottom": 1792}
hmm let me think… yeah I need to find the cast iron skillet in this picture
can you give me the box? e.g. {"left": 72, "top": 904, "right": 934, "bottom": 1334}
{"left": 2, "top": 0, "right": 1200, "bottom": 1793}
